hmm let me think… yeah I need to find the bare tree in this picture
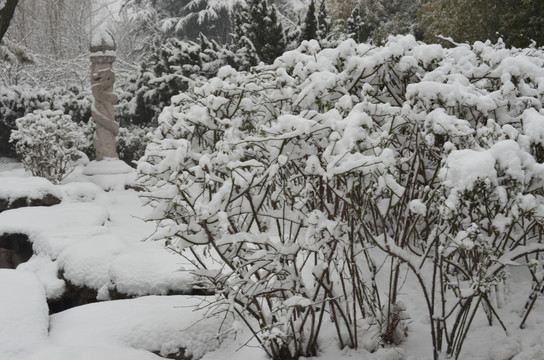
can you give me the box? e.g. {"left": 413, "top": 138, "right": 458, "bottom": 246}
{"left": 0, "top": 0, "right": 19, "bottom": 42}
{"left": 2, "top": 0, "right": 119, "bottom": 88}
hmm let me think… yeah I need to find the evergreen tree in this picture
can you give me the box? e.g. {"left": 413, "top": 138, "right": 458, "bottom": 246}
{"left": 231, "top": 8, "right": 260, "bottom": 70}
{"left": 347, "top": 5, "right": 366, "bottom": 43}
{"left": 372, "top": 0, "right": 420, "bottom": 42}
{"left": 419, "top": 0, "right": 544, "bottom": 47}
{"left": 0, "top": 0, "right": 19, "bottom": 43}
{"left": 284, "top": 20, "right": 302, "bottom": 51}
{"left": 301, "top": 0, "right": 317, "bottom": 41}
{"left": 316, "top": 0, "right": 331, "bottom": 42}
{"left": 122, "top": 33, "right": 237, "bottom": 126}
{"left": 333, "top": 0, "right": 419, "bottom": 44}
{"left": 359, "top": 0, "right": 385, "bottom": 42}
{"left": 121, "top": 0, "right": 233, "bottom": 44}
{"left": 261, "top": 3, "right": 286, "bottom": 62}
{"left": 232, "top": 0, "right": 287, "bottom": 65}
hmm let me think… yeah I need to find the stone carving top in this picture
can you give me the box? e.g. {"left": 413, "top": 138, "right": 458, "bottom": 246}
{"left": 90, "top": 28, "right": 116, "bottom": 53}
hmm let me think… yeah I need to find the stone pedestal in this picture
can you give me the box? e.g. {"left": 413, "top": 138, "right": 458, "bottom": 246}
{"left": 83, "top": 158, "right": 133, "bottom": 175}
{"left": 82, "top": 158, "right": 134, "bottom": 191}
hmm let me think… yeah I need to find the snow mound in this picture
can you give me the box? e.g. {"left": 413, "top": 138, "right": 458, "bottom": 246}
{"left": 0, "top": 202, "right": 108, "bottom": 236}
{"left": 0, "top": 269, "right": 48, "bottom": 359}
{"left": 18, "top": 345, "right": 162, "bottom": 360}
{"left": 17, "top": 254, "right": 66, "bottom": 299}
{"left": 83, "top": 159, "right": 133, "bottom": 175}
{"left": 0, "top": 176, "right": 63, "bottom": 203}
{"left": 57, "top": 234, "right": 127, "bottom": 291}
{"left": 57, "top": 236, "right": 198, "bottom": 297}
{"left": 110, "top": 248, "right": 194, "bottom": 296}
{"left": 81, "top": 173, "right": 135, "bottom": 191}
{"left": 489, "top": 337, "right": 521, "bottom": 360}
{"left": 513, "top": 338, "right": 544, "bottom": 360}
{"left": 48, "top": 296, "right": 230, "bottom": 359}
{"left": 59, "top": 181, "right": 105, "bottom": 203}
{"left": 0, "top": 203, "right": 110, "bottom": 259}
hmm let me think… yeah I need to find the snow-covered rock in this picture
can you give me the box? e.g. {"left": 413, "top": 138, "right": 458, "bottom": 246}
{"left": 109, "top": 248, "right": 194, "bottom": 297}
{"left": 0, "top": 270, "right": 49, "bottom": 359}
{"left": 48, "top": 296, "right": 230, "bottom": 359}
{"left": 0, "top": 176, "right": 62, "bottom": 212}
{"left": 0, "top": 203, "right": 109, "bottom": 259}
{"left": 17, "top": 254, "right": 66, "bottom": 299}
{"left": 57, "top": 234, "right": 127, "bottom": 291}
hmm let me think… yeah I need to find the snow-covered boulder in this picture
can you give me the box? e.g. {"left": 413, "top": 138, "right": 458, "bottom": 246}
{"left": 0, "top": 202, "right": 109, "bottom": 259}
{"left": 57, "top": 234, "right": 127, "bottom": 293}
{"left": 48, "top": 296, "right": 231, "bottom": 359}
{"left": 19, "top": 345, "right": 163, "bottom": 360}
{"left": 0, "top": 269, "right": 49, "bottom": 359}
{"left": 0, "top": 177, "right": 61, "bottom": 212}
{"left": 17, "top": 254, "right": 66, "bottom": 299}
{"left": 109, "top": 248, "right": 195, "bottom": 297}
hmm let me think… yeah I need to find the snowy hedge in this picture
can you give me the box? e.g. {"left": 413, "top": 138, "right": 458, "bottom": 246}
{"left": 0, "top": 85, "right": 91, "bottom": 157}
{"left": 10, "top": 110, "right": 87, "bottom": 183}
{"left": 137, "top": 36, "right": 544, "bottom": 360}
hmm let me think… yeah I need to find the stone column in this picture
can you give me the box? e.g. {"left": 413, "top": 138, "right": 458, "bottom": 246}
{"left": 83, "top": 28, "right": 132, "bottom": 180}
{"left": 90, "top": 28, "right": 119, "bottom": 161}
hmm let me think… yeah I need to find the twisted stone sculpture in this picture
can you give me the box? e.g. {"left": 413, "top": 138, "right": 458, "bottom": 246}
{"left": 90, "top": 29, "right": 119, "bottom": 160}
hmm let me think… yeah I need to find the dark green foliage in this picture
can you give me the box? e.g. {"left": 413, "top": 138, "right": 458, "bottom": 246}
{"left": 347, "top": 5, "right": 371, "bottom": 43}
{"left": 419, "top": 0, "right": 544, "bottom": 47}
{"left": 118, "top": 34, "right": 239, "bottom": 128}
{"left": 316, "top": 0, "right": 331, "bottom": 42}
{"left": 233, "top": 0, "right": 287, "bottom": 64}
{"left": 340, "top": 0, "right": 419, "bottom": 44}
{"left": 302, "top": 0, "right": 318, "bottom": 41}
{"left": 121, "top": 0, "right": 232, "bottom": 44}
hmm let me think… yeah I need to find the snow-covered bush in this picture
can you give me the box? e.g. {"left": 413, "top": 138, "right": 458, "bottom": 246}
{"left": 0, "top": 85, "right": 92, "bottom": 157}
{"left": 137, "top": 36, "right": 544, "bottom": 360}
{"left": 10, "top": 110, "right": 86, "bottom": 183}
{"left": 116, "top": 125, "right": 154, "bottom": 166}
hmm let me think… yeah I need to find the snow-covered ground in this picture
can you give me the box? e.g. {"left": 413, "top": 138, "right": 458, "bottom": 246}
{"left": 1, "top": 159, "right": 544, "bottom": 360}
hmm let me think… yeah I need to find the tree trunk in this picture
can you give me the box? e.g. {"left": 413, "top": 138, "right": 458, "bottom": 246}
{"left": 0, "top": 0, "right": 19, "bottom": 42}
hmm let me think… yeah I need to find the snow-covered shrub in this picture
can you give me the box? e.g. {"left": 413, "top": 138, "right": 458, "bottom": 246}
{"left": 78, "top": 119, "right": 96, "bottom": 161}
{"left": 10, "top": 110, "right": 86, "bottom": 183}
{"left": 116, "top": 125, "right": 154, "bottom": 166}
{"left": 0, "top": 85, "right": 54, "bottom": 157}
{"left": 0, "top": 85, "right": 92, "bottom": 157}
{"left": 137, "top": 36, "right": 544, "bottom": 360}
{"left": 138, "top": 62, "right": 363, "bottom": 358}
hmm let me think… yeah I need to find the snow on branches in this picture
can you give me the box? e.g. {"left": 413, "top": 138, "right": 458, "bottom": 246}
{"left": 137, "top": 36, "right": 544, "bottom": 359}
